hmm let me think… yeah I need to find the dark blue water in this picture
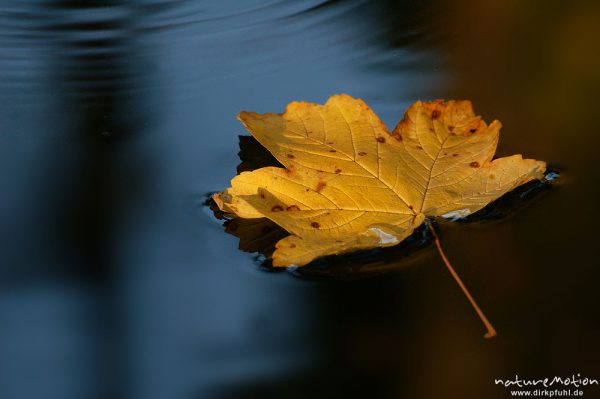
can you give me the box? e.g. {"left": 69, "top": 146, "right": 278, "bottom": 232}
{"left": 1, "top": 1, "right": 599, "bottom": 398}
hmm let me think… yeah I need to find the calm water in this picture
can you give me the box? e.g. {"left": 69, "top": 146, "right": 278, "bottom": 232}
{"left": 1, "top": 1, "right": 599, "bottom": 398}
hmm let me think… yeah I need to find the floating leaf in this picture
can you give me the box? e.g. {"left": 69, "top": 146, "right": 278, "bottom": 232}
{"left": 214, "top": 94, "right": 546, "bottom": 267}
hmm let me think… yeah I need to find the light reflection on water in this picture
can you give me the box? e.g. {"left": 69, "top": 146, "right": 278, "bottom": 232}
{"left": 1, "top": 1, "right": 599, "bottom": 398}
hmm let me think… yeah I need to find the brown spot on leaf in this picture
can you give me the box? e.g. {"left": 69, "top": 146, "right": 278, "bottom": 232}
{"left": 287, "top": 153, "right": 295, "bottom": 159}
{"left": 327, "top": 141, "right": 335, "bottom": 145}
{"left": 289, "top": 243, "right": 296, "bottom": 248}
{"left": 394, "top": 133, "right": 403, "bottom": 141}
{"left": 286, "top": 205, "right": 300, "bottom": 211}
{"left": 305, "top": 188, "right": 310, "bottom": 192}
{"left": 376, "top": 136, "right": 386, "bottom": 143}
{"left": 432, "top": 110, "right": 440, "bottom": 119}
{"left": 470, "top": 128, "right": 477, "bottom": 133}
{"left": 329, "top": 149, "right": 337, "bottom": 153}
{"left": 452, "top": 153, "right": 459, "bottom": 157}
{"left": 315, "top": 181, "right": 326, "bottom": 192}
{"left": 271, "top": 205, "right": 284, "bottom": 212}
{"left": 448, "top": 125, "right": 454, "bottom": 132}
{"left": 408, "top": 205, "right": 414, "bottom": 210}
{"left": 469, "top": 161, "right": 480, "bottom": 168}
{"left": 358, "top": 151, "right": 367, "bottom": 156}
{"left": 259, "top": 193, "right": 265, "bottom": 199}
{"left": 416, "top": 145, "right": 423, "bottom": 150}
{"left": 489, "top": 174, "right": 495, "bottom": 179}
{"left": 335, "top": 168, "right": 342, "bottom": 174}
{"left": 311, "top": 222, "right": 320, "bottom": 228}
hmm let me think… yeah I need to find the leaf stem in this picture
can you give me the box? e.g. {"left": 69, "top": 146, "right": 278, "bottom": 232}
{"left": 428, "top": 223, "right": 497, "bottom": 339}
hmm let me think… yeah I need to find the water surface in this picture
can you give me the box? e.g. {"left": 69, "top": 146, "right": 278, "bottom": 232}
{"left": 1, "top": 1, "right": 599, "bottom": 398}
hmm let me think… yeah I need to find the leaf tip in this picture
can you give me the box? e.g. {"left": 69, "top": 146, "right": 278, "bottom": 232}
{"left": 237, "top": 110, "right": 254, "bottom": 123}
{"left": 212, "top": 192, "right": 225, "bottom": 210}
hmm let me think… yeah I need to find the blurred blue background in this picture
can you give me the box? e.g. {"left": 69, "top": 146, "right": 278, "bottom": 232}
{"left": 1, "top": 1, "right": 599, "bottom": 398}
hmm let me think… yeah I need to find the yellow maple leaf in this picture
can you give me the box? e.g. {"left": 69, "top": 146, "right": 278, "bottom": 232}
{"left": 214, "top": 94, "right": 546, "bottom": 267}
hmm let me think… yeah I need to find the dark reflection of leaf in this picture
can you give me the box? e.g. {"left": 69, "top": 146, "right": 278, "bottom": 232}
{"left": 236, "top": 135, "right": 283, "bottom": 174}
{"left": 209, "top": 136, "right": 558, "bottom": 279}
{"left": 224, "top": 217, "right": 288, "bottom": 258}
